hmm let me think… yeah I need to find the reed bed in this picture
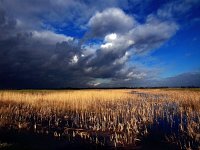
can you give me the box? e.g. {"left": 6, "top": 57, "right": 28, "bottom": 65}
{"left": 0, "top": 89, "right": 199, "bottom": 149}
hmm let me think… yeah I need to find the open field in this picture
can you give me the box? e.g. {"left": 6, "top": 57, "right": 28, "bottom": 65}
{"left": 0, "top": 89, "right": 200, "bottom": 149}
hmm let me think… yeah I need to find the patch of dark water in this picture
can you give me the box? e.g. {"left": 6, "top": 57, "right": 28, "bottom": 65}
{"left": 0, "top": 128, "right": 108, "bottom": 150}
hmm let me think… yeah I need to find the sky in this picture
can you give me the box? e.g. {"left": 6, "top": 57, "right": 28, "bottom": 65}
{"left": 0, "top": 0, "right": 200, "bottom": 88}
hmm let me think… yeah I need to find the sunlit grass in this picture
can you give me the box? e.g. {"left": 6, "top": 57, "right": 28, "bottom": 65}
{"left": 0, "top": 89, "right": 199, "bottom": 149}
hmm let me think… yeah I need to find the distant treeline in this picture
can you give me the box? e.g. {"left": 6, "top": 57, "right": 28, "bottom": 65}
{"left": 0, "top": 86, "right": 200, "bottom": 90}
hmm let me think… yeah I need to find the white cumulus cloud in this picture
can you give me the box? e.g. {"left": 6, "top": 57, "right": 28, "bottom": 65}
{"left": 88, "top": 7, "right": 135, "bottom": 37}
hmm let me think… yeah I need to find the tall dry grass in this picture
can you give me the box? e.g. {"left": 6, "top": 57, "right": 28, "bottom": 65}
{"left": 0, "top": 89, "right": 200, "bottom": 149}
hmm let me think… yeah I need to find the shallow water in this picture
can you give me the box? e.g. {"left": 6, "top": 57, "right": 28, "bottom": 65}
{"left": 0, "top": 90, "right": 199, "bottom": 149}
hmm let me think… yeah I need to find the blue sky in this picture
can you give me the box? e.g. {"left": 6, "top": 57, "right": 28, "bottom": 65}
{"left": 145, "top": 20, "right": 200, "bottom": 78}
{"left": 0, "top": 0, "right": 200, "bottom": 88}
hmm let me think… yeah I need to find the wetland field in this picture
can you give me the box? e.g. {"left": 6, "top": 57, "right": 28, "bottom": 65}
{"left": 0, "top": 89, "right": 200, "bottom": 150}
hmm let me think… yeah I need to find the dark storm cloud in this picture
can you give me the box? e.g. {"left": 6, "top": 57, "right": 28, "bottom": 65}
{"left": 0, "top": 8, "right": 17, "bottom": 40}
{"left": 0, "top": 0, "right": 199, "bottom": 88}
{"left": 143, "top": 72, "right": 200, "bottom": 87}
{"left": 0, "top": 34, "right": 81, "bottom": 88}
{"left": 0, "top": 0, "right": 121, "bottom": 31}
{"left": 161, "top": 72, "right": 200, "bottom": 87}
{"left": 0, "top": 7, "right": 86, "bottom": 88}
{"left": 100, "top": 72, "right": 200, "bottom": 88}
{"left": 0, "top": 5, "right": 146, "bottom": 88}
